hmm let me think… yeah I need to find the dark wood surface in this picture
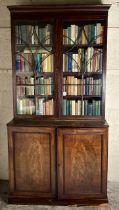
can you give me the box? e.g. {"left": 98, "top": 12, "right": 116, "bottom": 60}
{"left": 0, "top": 180, "right": 108, "bottom": 206}
{"left": 8, "top": 196, "right": 108, "bottom": 206}
{"left": 7, "top": 119, "right": 109, "bottom": 128}
{"left": 8, "top": 127, "right": 56, "bottom": 198}
{"left": 57, "top": 128, "right": 108, "bottom": 199}
{"left": 8, "top": 125, "right": 108, "bottom": 205}
{"left": 8, "top": 4, "right": 111, "bottom": 14}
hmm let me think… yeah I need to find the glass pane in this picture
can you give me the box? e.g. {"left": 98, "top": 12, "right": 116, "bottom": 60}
{"left": 15, "top": 22, "right": 54, "bottom": 115}
{"left": 62, "top": 22, "right": 103, "bottom": 116}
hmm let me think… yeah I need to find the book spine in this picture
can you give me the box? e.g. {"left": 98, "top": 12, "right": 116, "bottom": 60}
{"left": 68, "top": 52, "right": 72, "bottom": 72}
{"left": 66, "top": 100, "right": 70, "bottom": 115}
{"left": 63, "top": 99, "right": 67, "bottom": 115}
{"left": 67, "top": 26, "right": 71, "bottom": 44}
{"left": 16, "top": 53, "right": 21, "bottom": 71}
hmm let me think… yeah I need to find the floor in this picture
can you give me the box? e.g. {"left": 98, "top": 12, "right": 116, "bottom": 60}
{"left": 0, "top": 181, "right": 118, "bottom": 210}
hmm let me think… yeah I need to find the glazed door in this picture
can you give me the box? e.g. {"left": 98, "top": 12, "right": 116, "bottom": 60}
{"left": 8, "top": 127, "right": 56, "bottom": 198}
{"left": 57, "top": 128, "right": 108, "bottom": 200}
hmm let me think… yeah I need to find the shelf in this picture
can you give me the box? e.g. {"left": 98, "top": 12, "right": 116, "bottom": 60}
{"left": 16, "top": 84, "right": 35, "bottom": 86}
{"left": 17, "top": 95, "right": 35, "bottom": 98}
{"left": 63, "top": 72, "right": 102, "bottom": 77}
{"left": 16, "top": 44, "right": 53, "bottom": 52}
{"left": 36, "top": 72, "right": 54, "bottom": 77}
{"left": 36, "top": 95, "right": 54, "bottom": 99}
{"left": 63, "top": 44, "right": 103, "bottom": 51}
{"left": 63, "top": 95, "right": 101, "bottom": 99}
{"left": 16, "top": 44, "right": 53, "bottom": 48}
{"left": 16, "top": 72, "right": 54, "bottom": 77}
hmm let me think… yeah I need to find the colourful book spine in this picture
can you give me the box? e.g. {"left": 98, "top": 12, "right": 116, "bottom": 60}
{"left": 91, "top": 24, "right": 96, "bottom": 43}
{"left": 16, "top": 53, "right": 21, "bottom": 71}
{"left": 87, "top": 103, "right": 93, "bottom": 116}
{"left": 84, "top": 100, "right": 88, "bottom": 115}
{"left": 36, "top": 98, "right": 44, "bottom": 115}
{"left": 96, "top": 23, "right": 102, "bottom": 44}
{"left": 20, "top": 25, "right": 27, "bottom": 44}
{"left": 77, "top": 100, "right": 81, "bottom": 115}
{"left": 66, "top": 100, "right": 70, "bottom": 115}
{"left": 72, "top": 100, "right": 75, "bottom": 115}
{"left": 36, "top": 53, "right": 41, "bottom": 72}
{"left": 34, "top": 25, "right": 38, "bottom": 44}
{"left": 15, "top": 25, "right": 19, "bottom": 44}
{"left": 63, "top": 99, "right": 67, "bottom": 115}
{"left": 68, "top": 52, "right": 72, "bottom": 72}
{"left": 92, "top": 100, "right": 96, "bottom": 116}
{"left": 20, "top": 52, "right": 25, "bottom": 72}
{"left": 84, "top": 25, "right": 88, "bottom": 44}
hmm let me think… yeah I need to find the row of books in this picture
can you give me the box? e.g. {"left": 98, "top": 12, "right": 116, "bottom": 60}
{"left": 63, "top": 76, "right": 102, "bottom": 96}
{"left": 35, "top": 85, "right": 53, "bottom": 95}
{"left": 36, "top": 77, "right": 53, "bottom": 95}
{"left": 17, "top": 97, "right": 54, "bottom": 115}
{"left": 16, "top": 76, "right": 34, "bottom": 85}
{"left": 36, "top": 77, "right": 53, "bottom": 85}
{"left": 63, "top": 23, "right": 103, "bottom": 45}
{"left": 16, "top": 24, "right": 53, "bottom": 45}
{"left": 16, "top": 51, "right": 54, "bottom": 72}
{"left": 63, "top": 48, "right": 103, "bottom": 72}
{"left": 17, "top": 86, "right": 34, "bottom": 96}
{"left": 36, "top": 98, "right": 54, "bottom": 115}
{"left": 16, "top": 76, "right": 53, "bottom": 85}
{"left": 17, "top": 97, "right": 35, "bottom": 115}
{"left": 17, "top": 85, "right": 53, "bottom": 97}
{"left": 63, "top": 99, "right": 101, "bottom": 116}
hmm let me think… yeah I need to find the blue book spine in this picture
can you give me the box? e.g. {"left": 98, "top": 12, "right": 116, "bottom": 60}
{"left": 35, "top": 53, "right": 41, "bottom": 72}
{"left": 16, "top": 54, "right": 21, "bottom": 71}
{"left": 85, "top": 78, "right": 89, "bottom": 95}
{"left": 68, "top": 52, "right": 72, "bottom": 72}
{"left": 91, "top": 24, "right": 96, "bottom": 43}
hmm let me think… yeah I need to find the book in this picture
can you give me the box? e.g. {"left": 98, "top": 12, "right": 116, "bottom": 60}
{"left": 20, "top": 25, "right": 27, "bottom": 44}
{"left": 16, "top": 53, "right": 21, "bottom": 71}
{"left": 36, "top": 98, "right": 44, "bottom": 115}
{"left": 63, "top": 99, "right": 67, "bottom": 115}
{"left": 35, "top": 53, "right": 41, "bottom": 72}
{"left": 68, "top": 52, "right": 72, "bottom": 72}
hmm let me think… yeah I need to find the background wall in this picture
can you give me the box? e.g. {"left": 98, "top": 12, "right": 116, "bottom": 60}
{"left": 0, "top": 0, "right": 119, "bottom": 181}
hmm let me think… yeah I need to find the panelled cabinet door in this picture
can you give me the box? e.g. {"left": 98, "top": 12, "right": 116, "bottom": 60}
{"left": 8, "top": 127, "right": 56, "bottom": 199}
{"left": 57, "top": 128, "right": 108, "bottom": 200}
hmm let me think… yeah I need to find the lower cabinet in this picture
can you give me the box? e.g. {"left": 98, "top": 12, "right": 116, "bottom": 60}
{"left": 8, "top": 125, "right": 108, "bottom": 205}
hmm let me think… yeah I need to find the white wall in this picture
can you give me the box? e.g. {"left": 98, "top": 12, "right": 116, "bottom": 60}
{"left": 0, "top": 0, "right": 119, "bottom": 181}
